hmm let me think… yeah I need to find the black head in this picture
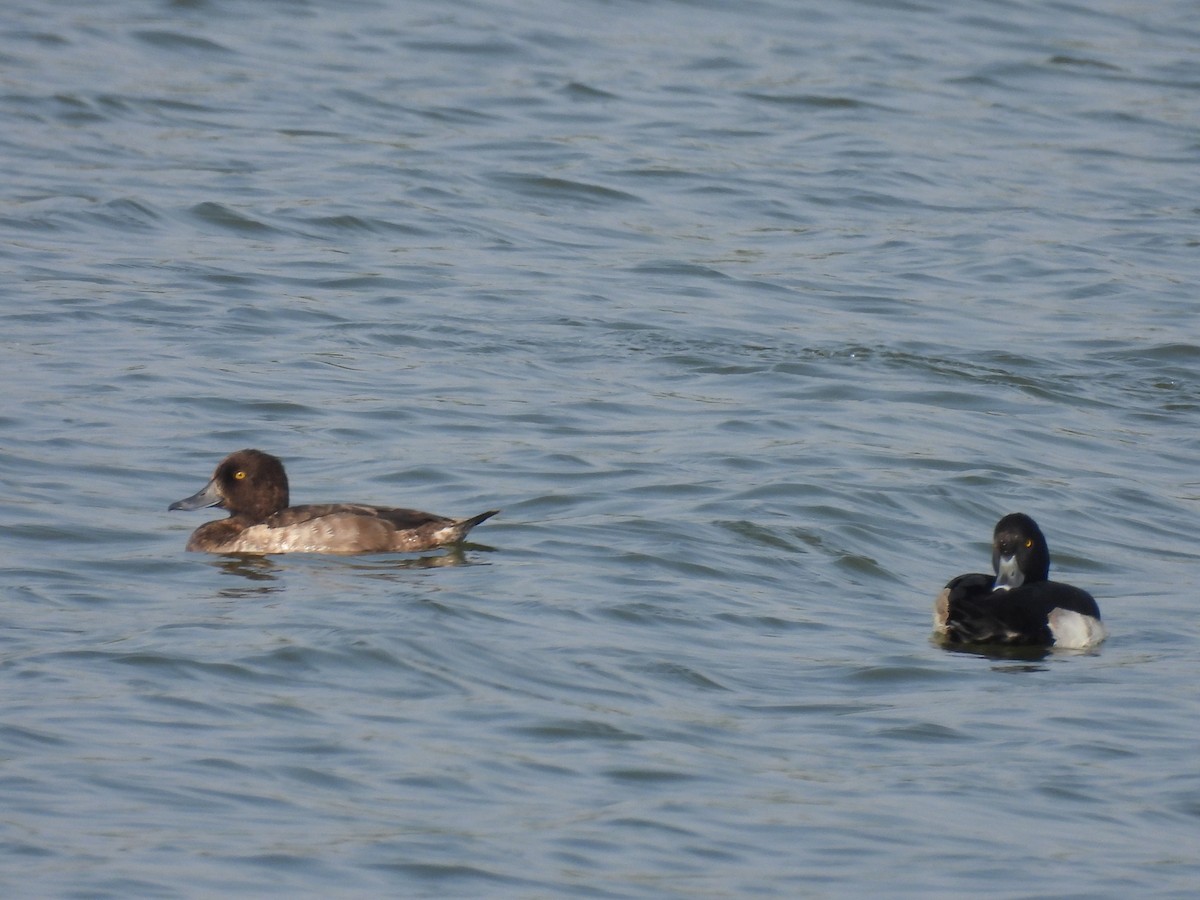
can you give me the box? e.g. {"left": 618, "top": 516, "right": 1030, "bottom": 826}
{"left": 169, "top": 449, "right": 290, "bottom": 520}
{"left": 991, "top": 512, "right": 1050, "bottom": 588}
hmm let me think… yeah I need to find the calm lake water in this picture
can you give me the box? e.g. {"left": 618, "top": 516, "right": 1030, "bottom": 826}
{"left": 2, "top": 0, "right": 1199, "bottom": 896}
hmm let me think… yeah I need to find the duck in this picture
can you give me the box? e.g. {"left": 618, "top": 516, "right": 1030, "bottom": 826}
{"left": 934, "top": 513, "right": 1106, "bottom": 649}
{"left": 169, "top": 449, "right": 498, "bottom": 554}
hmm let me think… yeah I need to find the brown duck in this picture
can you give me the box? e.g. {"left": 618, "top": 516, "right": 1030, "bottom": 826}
{"left": 170, "top": 449, "right": 498, "bottom": 554}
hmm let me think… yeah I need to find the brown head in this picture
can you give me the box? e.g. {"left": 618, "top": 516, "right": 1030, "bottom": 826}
{"left": 169, "top": 449, "right": 290, "bottom": 520}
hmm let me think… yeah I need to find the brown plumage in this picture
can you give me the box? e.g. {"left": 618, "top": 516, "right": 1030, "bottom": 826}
{"left": 169, "top": 449, "right": 498, "bottom": 555}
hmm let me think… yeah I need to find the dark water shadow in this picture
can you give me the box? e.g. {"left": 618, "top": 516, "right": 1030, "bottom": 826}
{"left": 210, "top": 544, "right": 496, "bottom": 583}
{"left": 933, "top": 637, "right": 1106, "bottom": 673}
{"left": 933, "top": 638, "right": 1053, "bottom": 672}
{"left": 934, "top": 640, "right": 1052, "bottom": 663}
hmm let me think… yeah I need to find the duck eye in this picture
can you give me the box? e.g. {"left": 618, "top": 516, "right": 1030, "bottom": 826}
{"left": 1024, "top": 539, "right": 1033, "bottom": 548}
{"left": 234, "top": 470, "right": 247, "bottom": 480}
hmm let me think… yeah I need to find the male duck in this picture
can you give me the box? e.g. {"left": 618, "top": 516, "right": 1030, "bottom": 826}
{"left": 934, "top": 513, "right": 1106, "bottom": 649}
{"left": 170, "top": 449, "right": 498, "bottom": 554}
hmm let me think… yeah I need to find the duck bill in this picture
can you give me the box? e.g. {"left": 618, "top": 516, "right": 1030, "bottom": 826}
{"left": 169, "top": 478, "right": 225, "bottom": 511}
{"left": 993, "top": 554, "right": 1024, "bottom": 591}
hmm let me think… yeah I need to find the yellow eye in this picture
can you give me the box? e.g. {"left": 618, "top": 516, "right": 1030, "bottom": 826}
{"left": 234, "top": 470, "right": 247, "bottom": 480}
{"left": 1025, "top": 539, "right": 1033, "bottom": 548}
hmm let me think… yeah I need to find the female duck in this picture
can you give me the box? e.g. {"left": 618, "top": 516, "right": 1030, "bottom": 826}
{"left": 934, "top": 513, "right": 1106, "bottom": 649}
{"left": 170, "top": 449, "right": 498, "bottom": 554}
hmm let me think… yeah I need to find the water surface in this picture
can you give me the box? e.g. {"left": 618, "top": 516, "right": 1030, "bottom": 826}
{"left": 2, "top": 0, "right": 1199, "bottom": 896}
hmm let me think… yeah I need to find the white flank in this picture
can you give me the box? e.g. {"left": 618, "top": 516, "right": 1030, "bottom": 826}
{"left": 1048, "top": 609, "right": 1108, "bottom": 649}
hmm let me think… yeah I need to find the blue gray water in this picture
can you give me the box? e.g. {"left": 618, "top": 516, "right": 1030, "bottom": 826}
{"left": 2, "top": 0, "right": 1199, "bottom": 895}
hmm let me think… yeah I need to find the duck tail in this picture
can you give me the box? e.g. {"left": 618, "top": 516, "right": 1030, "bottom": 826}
{"left": 451, "top": 509, "right": 500, "bottom": 541}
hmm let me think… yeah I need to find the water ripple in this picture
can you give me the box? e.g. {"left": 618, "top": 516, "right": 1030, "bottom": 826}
{"left": 2, "top": 0, "right": 1199, "bottom": 895}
